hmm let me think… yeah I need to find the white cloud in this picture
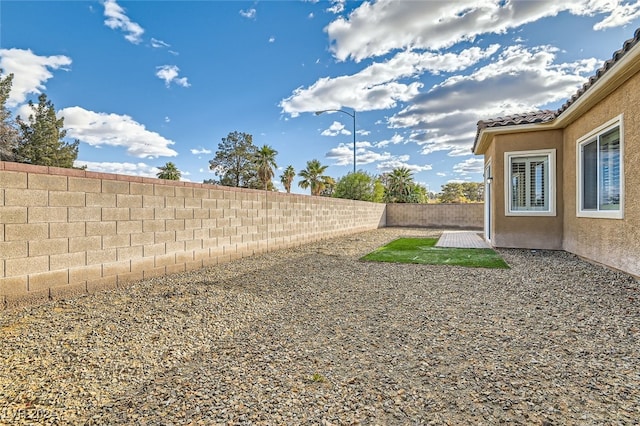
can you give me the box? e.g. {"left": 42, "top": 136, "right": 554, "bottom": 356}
{"left": 282, "top": 78, "right": 420, "bottom": 116}
{"left": 326, "top": 0, "right": 345, "bottom": 14}
{"left": 308, "top": 12, "right": 315, "bottom": 19}
{"left": 326, "top": 141, "right": 391, "bottom": 166}
{"left": 155, "top": 65, "right": 190, "bottom": 88}
{"left": 280, "top": 45, "right": 498, "bottom": 116}
{"left": 164, "top": 116, "right": 170, "bottom": 123}
{"left": 239, "top": 8, "right": 256, "bottom": 19}
{"left": 593, "top": 1, "right": 640, "bottom": 30}
{"left": 190, "top": 147, "right": 212, "bottom": 155}
{"left": 285, "top": 2, "right": 610, "bottom": 158}
{"left": 321, "top": 121, "right": 351, "bottom": 136}
{"left": 436, "top": 172, "right": 447, "bottom": 177}
{"left": 60, "top": 106, "right": 178, "bottom": 158}
{"left": 453, "top": 157, "right": 484, "bottom": 176}
{"left": 15, "top": 103, "right": 34, "bottom": 122}
{"left": 376, "top": 133, "right": 405, "bottom": 148}
{"left": 151, "top": 38, "right": 170, "bottom": 48}
{"left": 325, "top": 144, "right": 357, "bottom": 165}
{"left": 377, "top": 158, "right": 432, "bottom": 173}
{"left": 0, "top": 48, "right": 72, "bottom": 107}
{"left": 74, "top": 160, "right": 159, "bottom": 178}
{"left": 412, "top": 131, "right": 479, "bottom": 157}
{"left": 103, "top": 0, "right": 144, "bottom": 44}
{"left": 324, "top": 140, "right": 431, "bottom": 174}
{"left": 269, "top": 36, "right": 276, "bottom": 43}
{"left": 326, "top": 0, "right": 637, "bottom": 62}
{"left": 389, "top": 45, "right": 599, "bottom": 157}
{"left": 357, "top": 129, "right": 370, "bottom": 136}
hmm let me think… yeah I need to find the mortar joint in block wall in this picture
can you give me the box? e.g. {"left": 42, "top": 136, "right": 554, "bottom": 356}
{"left": 1, "top": 162, "right": 393, "bottom": 310}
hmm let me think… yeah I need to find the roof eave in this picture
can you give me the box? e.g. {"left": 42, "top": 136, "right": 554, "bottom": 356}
{"left": 472, "top": 122, "right": 558, "bottom": 155}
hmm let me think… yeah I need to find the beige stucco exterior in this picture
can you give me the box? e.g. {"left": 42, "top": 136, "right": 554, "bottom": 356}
{"left": 562, "top": 72, "right": 640, "bottom": 277}
{"left": 474, "top": 33, "right": 640, "bottom": 278}
{"left": 487, "top": 130, "right": 564, "bottom": 250}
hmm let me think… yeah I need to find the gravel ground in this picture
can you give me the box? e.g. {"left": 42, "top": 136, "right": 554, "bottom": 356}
{"left": 1, "top": 227, "right": 639, "bottom": 425}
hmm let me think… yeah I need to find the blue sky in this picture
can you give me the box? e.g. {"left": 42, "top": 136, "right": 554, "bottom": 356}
{"left": 1, "top": 1, "right": 639, "bottom": 194}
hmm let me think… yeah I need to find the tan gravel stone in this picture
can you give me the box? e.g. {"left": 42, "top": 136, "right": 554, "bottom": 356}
{"left": 0, "top": 228, "right": 639, "bottom": 424}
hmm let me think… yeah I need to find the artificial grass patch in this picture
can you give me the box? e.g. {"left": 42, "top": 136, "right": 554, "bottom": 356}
{"left": 361, "top": 237, "right": 509, "bottom": 269}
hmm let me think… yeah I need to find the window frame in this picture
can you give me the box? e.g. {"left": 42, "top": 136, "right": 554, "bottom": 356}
{"left": 576, "top": 114, "right": 624, "bottom": 219}
{"left": 504, "top": 149, "right": 556, "bottom": 217}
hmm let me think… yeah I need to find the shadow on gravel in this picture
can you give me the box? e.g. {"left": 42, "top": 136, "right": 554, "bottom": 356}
{"left": 1, "top": 228, "right": 639, "bottom": 424}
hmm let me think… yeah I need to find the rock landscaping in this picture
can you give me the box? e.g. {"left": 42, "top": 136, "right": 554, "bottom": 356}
{"left": 1, "top": 227, "right": 638, "bottom": 425}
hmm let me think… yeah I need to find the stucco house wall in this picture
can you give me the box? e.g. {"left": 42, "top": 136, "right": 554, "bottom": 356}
{"left": 487, "top": 130, "right": 564, "bottom": 250}
{"left": 473, "top": 27, "right": 640, "bottom": 278}
{"left": 562, "top": 72, "right": 640, "bottom": 277}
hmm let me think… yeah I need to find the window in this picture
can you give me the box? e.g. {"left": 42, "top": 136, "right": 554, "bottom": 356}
{"left": 577, "top": 116, "right": 624, "bottom": 219}
{"left": 504, "top": 149, "right": 556, "bottom": 216}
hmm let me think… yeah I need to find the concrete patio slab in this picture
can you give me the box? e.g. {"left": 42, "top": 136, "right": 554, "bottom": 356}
{"left": 436, "top": 230, "right": 490, "bottom": 248}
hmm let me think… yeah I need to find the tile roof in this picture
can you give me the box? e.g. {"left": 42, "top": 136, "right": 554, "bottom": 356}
{"left": 475, "top": 26, "right": 640, "bottom": 140}
{"left": 476, "top": 110, "right": 556, "bottom": 130}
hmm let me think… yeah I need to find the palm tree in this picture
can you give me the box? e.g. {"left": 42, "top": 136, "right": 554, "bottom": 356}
{"left": 280, "top": 165, "right": 295, "bottom": 193}
{"left": 254, "top": 144, "right": 278, "bottom": 190}
{"left": 156, "top": 162, "right": 181, "bottom": 180}
{"left": 298, "top": 159, "right": 330, "bottom": 196}
{"left": 385, "top": 167, "right": 414, "bottom": 202}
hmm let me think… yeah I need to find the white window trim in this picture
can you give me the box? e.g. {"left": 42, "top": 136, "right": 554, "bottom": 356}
{"left": 504, "top": 149, "right": 556, "bottom": 217}
{"left": 484, "top": 158, "right": 492, "bottom": 243}
{"left": 576, "top": 114, "right": 624, "bottom": 219}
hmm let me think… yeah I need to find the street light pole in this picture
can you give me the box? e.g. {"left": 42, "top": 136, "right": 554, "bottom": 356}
{"left": 315, "top": 108, "right": 356, "bottom": 174}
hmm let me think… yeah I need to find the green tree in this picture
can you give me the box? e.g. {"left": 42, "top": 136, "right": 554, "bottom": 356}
{"left": 462, "top": 182, "right": 484, "bottom": 202}
{"left": 333, "top": 171, "right": 382, "bottom": 202}
{"left": 0, "top": 72, "right": 18, "bottom": 162}
{"left": 298, "top": 159, "right": 330, "bottom": 196}
{"left": 384, "top": 167, "right": 415, "bottom": 203}
{"left": 14, "top": 93, "right": 79, "bottom": 168}
{"left": 279, "top": 165, "right": 295, "bottom": 193}
{"left": 319, "top": 176, "right": 336, "bottom": 197}
{"left": 407, "top": 183, "right": 429, "bottom": 203}
{"left": 438, "top": 182, "right": 483, "bottom": 203}
{"left": 156, "top": 161, "right": 181, "bottom": 180}
{"left": 372, "top": 178, "right": 385, "bottom": 203}
{"left": 254, "top": 144, "right": 278, "bottom": 190}
{"left": 438, "top": 182, "right": 464, "bottom": 203}
{"left": 208, "top": 131, "right": 257, "bottom": 188}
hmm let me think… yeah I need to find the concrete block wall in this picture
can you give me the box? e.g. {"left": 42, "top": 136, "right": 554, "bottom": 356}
{"left": 386, "top": 203, "right": 483, "bottom": 229}
{"left": 0, "top": 161, "right": 386, "bottom": 309}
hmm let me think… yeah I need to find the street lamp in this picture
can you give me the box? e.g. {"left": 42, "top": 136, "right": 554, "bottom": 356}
{"left": 315, "top": 108, "right": 356, "bottom": 174}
